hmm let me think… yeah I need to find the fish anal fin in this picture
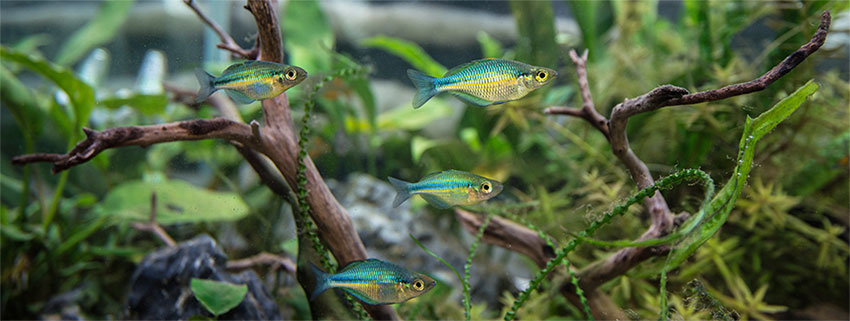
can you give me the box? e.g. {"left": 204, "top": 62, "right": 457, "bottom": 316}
{"left": 421, "top": 194, "right": 452, "bottom": 209}
{"left": 450, "top": 91, "right": 493, "bottom": 107}
{"left": 225, "top": 89, "right": 256, "bottom": 104}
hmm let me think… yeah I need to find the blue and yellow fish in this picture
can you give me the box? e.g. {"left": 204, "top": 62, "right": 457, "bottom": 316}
{"left": 388, "top": 170, "right": 504, "bottom": 209}
{"left": 195, "top": 60, "right": 307, "bottom": 104}
{"left": 407, "top": 58, "right": 557, "bottom": 108}
{"left": 310, "top": 259, "right": 436, "bottom": 305}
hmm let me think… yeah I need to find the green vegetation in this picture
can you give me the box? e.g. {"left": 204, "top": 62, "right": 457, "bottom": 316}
{"left": 2, "top": 0, "right": 847, "bottom": 320}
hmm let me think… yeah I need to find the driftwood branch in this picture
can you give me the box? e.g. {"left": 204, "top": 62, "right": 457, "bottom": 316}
{"left": 13, "top": 0, "right": 399, "bottom": 319}
{"left": 227, "top": 252, "right": 296, "bottom": 275}
{"left": 185, "top": 0, "right": 258, "bottom": 60}
{"left": 468, "top": 10, "right": 831, "bottom": 317}
{"left": 11, "top": 119, "right": 255, "bottom": 173}
{"left": 130, "top": 192, "right": 177, "bottom": 248}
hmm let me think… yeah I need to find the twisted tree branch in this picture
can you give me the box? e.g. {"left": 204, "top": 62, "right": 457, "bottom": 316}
{"left": 463, "top": 10, "right": 831, "bottom": 318}
{"left": 185, "top": 0, "right": 258, "bottom": 59}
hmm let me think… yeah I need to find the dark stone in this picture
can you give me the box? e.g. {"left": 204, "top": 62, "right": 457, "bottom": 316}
{"left": 125, "top": 234, "right": 281, "bottom": 320}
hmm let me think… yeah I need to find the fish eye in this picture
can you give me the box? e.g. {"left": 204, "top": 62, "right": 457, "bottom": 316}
{"left": 481, "top": 182, "right": 491, "bottom": 193}
{"left": 285, "top": 69, "right": 297, "bottom": 80}
{"left": 413, "top": 280, "right": 424, "bottom": 291}
{"left": 536, "top": 71, "right": 547, "bottom": 81}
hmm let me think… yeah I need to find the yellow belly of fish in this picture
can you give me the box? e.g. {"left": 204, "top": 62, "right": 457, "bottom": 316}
{"left": 442, "top": 77, "right": 526, "bottom": 101}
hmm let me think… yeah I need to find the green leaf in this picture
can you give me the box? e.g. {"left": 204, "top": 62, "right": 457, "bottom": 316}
{"left": 98, "top": 94, "right": 169, "bottom": 115}
{"left": 564, "top": 0, "right": 613, "bottom": 62}
{"left": 510, "top": 0, "right": 559, "bottom": 67}
{"left": 97, "top": 179, "right": 250, "bottom": 224}
{"left": 666, "top": 80, "right": 817, "bottom": 269}
{"left": 360, "top": 36, "right": 447, "bottom": 76}
{"left": 476, "top": 31, "right": 504, "bottom": 58}
{"left": 1, "top": 46, "right": 95, "bottom": 136}
{"left": 283, "top": 0, "right": 334, "bottom": 71}
{"left": 55, "top": 0, "right": 134, "bottom": 66}
{"left": 1, "top": 224, "right": 34, "bottom": 242}
{"left": 0, "top": 65, "right": 43, "bottom": 137}
{"left": 190, "top": 278, "right": 248, "bottom": 316}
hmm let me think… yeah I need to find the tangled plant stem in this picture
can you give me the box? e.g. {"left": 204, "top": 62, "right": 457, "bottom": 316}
{"left": 504, "top": 169, "right": 715, "bottom": 321}
{"left": 295, "top": 67, "right": 372, "bottom": 320}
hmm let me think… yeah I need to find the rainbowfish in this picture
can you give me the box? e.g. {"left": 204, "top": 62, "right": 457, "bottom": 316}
{"left": 195, "top": 60, "right": 307, "bottom": 104}
{"left": 310, "top": 259, "right": 436, "bottom": 305}
{"left": 407, "top": 58, "right": 557, "bottom": 108}
{"left": 388, "top": 170, "right": 504, "bottom": 209}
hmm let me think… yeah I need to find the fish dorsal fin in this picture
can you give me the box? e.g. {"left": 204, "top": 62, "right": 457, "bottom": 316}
{"left": 340, "top": 258, "right": 382, "bottom": 272}
{"left": 222, "top": 60, "right": 281, "bottom": 74}
{"left": 450, "top": 92, "right": 494, "bottom": 107}
{"left": 420, "top": 171, "right": 445, "bottom": 180}
{"left": 443, "top": 58, "right": 499, "bottom": 77}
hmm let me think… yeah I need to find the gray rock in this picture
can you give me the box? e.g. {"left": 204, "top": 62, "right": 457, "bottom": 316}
{"left": 124, "top": 234, "right": 281, "bottom": 320}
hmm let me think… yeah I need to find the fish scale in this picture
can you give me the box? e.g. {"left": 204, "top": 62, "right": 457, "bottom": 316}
{"left": 388, "top": 169, "right": 504, "bottom": 209}
{"left": 310, "top": 259, "right": 435, "bottom": 305}
{"left": 194, "top": 60, "right": 306, "bottom": 104}
{"left": 407, "top": 58, "right": 556, "bottom": 108}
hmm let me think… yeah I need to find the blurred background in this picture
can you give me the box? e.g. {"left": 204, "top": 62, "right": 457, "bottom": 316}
{"left": 1, "top": 0, "right": 848, "bottom": 320}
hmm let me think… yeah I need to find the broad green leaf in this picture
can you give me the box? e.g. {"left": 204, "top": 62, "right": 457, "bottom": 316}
{"left": 283, "top": 0, "right": 334, "bottom": 71}
{"left": 663, "top": 80, "right": 819, "bottom": 270}
{"left": 98, "top": 179, "right": 250, "bottom": 224}
{"left": 1, "top": 46, "right": 95, "bottom": 136}
{"left": 55, "top": 0, "right": 134, "bottom": 66}
{"left": 98, "top": 94, "right": 168, "bottom": 115}
{"left": 360, "top": 36, "right": 447, "bottom": 76}
{"left": 190, "top": 278, "right": 248, "bottom": 316}
{"left": 510, "top": 0, "right": 559, "bottom": 67}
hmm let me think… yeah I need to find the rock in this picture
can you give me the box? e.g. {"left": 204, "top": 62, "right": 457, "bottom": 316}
{"left": 124, "top": 234, "right": 281, "bottom": 320}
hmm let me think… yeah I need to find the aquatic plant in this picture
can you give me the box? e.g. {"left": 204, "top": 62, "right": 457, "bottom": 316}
{"left": 1, "top": 0, "right": 846, "bottom": 320}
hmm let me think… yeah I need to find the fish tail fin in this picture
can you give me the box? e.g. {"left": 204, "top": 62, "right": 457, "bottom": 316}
{"left": 387, "top": 176, "right": 412, "bottom": 208}
{"left": 407, "top": 69, "right": 438, "bottom": 109}
{"left": 309, "top": 262, "right": 331, "bottom": 301}
{"left": 194, "top": 68, "right": 217, "bottom": 103}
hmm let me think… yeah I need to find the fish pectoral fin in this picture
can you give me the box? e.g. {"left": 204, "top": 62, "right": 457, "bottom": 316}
{"left": 420, "top": 194, "right": 453, "bottom": 209}
{"left": 225, "top": 89, "right": 256, "bottom": 104}
{"left": 450, "top": 91, "right": 493, "bottom": 107}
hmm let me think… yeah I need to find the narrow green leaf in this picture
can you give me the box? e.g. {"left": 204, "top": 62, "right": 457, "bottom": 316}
{"left": 283, "top": 0, "right": 334, "bottom": 71}
{"left": 98, "top": 94, "right": 169, "bottom": 115}
{"left": 360, "top": 36, "right": 447, "bottom": 76}
{"left": 55, "top": 0, "right": 134, "bottom": 66}
{"left": 476, "top": 31, "right": 504, "bottom": 58}
{"left": 510, "top": 0, "right": 559, "bottom": 67}
{"left": 410, "top": 234, "right": 463, "bottom": 291}
{"left": 0, "top": 65, "right": 43, "bottom": 136}
{"left": 97, "top": 179, "right": 250, "bottom": 224}
{"left": 190, "top": 278, "right": 248, "bottom": 316}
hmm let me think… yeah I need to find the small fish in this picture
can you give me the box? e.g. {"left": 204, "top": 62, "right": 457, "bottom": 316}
{"left": 195, "top": 60, "right": 307, "bottom": 104}
{"left": 310, "top": 259, "right": 436, "bottom": 305}
{"left": 407, "top": 58, "right": 557, "bottom": 108}
{"left": 388, "top": 170, "right": 504, "bottom": 209}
